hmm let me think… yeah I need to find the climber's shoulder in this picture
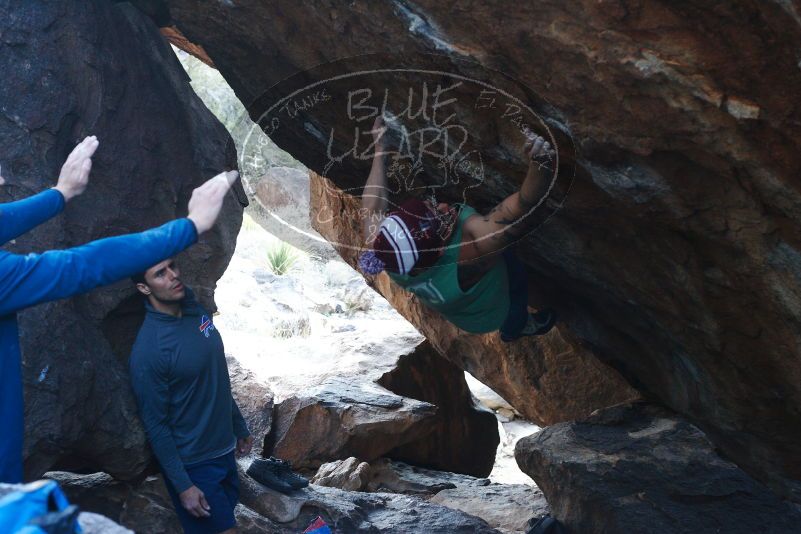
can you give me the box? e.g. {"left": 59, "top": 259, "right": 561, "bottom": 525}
{"left": 457, "top": 213, "right": 488, "bottom": 262}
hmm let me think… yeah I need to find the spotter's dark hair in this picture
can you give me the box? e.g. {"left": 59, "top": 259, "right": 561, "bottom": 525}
{"left": 131, "top": 271, "right": 147, "bottom": 286}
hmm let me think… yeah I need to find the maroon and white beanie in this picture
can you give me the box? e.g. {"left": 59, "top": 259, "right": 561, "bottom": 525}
{"left": 358, "top": 197, "right": 445, "bottom": 275}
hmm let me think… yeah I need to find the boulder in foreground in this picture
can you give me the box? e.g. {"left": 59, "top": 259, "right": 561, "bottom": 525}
{"left": 515, "top": 402, "right": 801, "bottom": 533}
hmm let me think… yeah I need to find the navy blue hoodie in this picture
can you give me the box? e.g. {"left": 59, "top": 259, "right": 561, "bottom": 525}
{"left": 129, "top": 288, "right": 249, "bottom": 493}
{"left": 0, "top": 189, "right": 197, "bottom": 483}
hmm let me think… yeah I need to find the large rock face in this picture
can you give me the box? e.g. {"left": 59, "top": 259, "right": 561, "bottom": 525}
{"left": 515, "top": 402, "right": 801, "bottom": 533}
{"left": 266, "top": 339, "right": 501, "bottom": 475}
{"left": 148, "top": 0, "right": 801, "bottom": 499}
{"left": 377, "top": 342, "right": 500, "bottom": 477}
{"left": 240, "top": 469, "right": 503, "bottom": 533}
{"left": 0, "top": 1, "right": 244, "bottom": 480}
{"left": 227, "top": 356, "right": 275, "bottom": 456}
{"left": 267, "top": 378, "right": 438, "bottom": 469}
{"left": 310, "top": 457, "right": 548, "bottom": 533}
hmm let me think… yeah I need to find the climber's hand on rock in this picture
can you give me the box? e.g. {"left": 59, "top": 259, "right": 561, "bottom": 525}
{"left": 370, "top": 115, "right": 387, "bottom": 155}
{"left": 523, "top": 134, "right": 554, "bottom": 165}
{"left": 179, "top": 485, "right": 211, "bottom": 518}
{"left": 236, "top": 435, "right": 254, "bottom": 457}
{"left": 54, "top": 136, "right": 99, "bottom": 201}
{"left": 0, "top": 164, "right": 5, "bottom": 185}
{"left": 187, "top": 170, "right": 239, "bottom": 235}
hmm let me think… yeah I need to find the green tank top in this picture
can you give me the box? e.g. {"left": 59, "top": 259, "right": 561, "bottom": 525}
{"left": 389, "top": 204, "right": 510, "bottom": 334}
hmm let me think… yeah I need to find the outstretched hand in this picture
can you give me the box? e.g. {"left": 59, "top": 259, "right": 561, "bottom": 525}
{"left": 55, "top": 136, "right": 99, "bottom": 201}
{"left": 523, "top": 133, "right": 554, "bottom": 164}
{"left": 0, "top": 164, "right": 5, "bottom": 186}
{"left": 187, "top": 170, "right": 239, "bottom": 235}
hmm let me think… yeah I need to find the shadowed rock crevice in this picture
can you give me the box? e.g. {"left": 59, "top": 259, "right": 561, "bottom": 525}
{"left": 263, "top": 340, "right": 501, "bottom": 475}
{"left": 377, "top": 342, "right": 499, "bottom": 477}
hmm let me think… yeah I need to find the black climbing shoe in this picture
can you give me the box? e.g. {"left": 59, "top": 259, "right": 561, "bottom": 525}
{"left": 270, "top": 456, "right": 309, "bottom": 489}
{"left": 246, "top": 458, "right": 294, "bottom": 494}
{"left": 501, "top": 308, "right": 557, "bottom": 342}
{"left": 525, "top": 514, "right": 566, "bottom": 534}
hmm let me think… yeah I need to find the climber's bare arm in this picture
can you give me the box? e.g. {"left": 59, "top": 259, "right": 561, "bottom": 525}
{"left": 461, "top": 135, "right": 554, "bottom": 261}
{"left": 361, "top": 115, "right": 389, "bottom": 244}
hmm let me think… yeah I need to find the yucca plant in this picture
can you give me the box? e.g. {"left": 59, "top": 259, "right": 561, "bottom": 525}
{"left": 266, "top": 241, "right": 299, "bottom": 275}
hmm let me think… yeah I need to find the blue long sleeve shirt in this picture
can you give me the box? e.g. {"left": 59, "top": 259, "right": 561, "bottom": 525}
{"left": 129, "top": 288, "right": 249, "bottom": 493}
{"left": 0, "top": 189, "right": 198, "bottom": 483}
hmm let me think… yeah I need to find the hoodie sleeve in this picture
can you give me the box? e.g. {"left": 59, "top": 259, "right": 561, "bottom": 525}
{"left": 130, "top": 334, "right": 194, "bottom": 493}
{"left": 0, "top": 189, "right": 65, "bottom": 246}
{"left": 0, "top": 218, "right": 197, "bottom": 317}
{"left": 231, "top": 397, "right": 250, "bottom": 439}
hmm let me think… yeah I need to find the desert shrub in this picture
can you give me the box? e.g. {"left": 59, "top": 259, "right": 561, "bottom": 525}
{"left": 267, "top": 241, "right": 300, "bottom": 276}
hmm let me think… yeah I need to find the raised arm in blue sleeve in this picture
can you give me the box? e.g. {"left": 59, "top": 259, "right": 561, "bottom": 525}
{"left": 130, "top": 339, "right": 194, "bottom": 493}
{"left": 0, "top": 189, "right": 65, "bottom": 245}
{"left": 0, "top": 218, "right": 197, "bottom": 317}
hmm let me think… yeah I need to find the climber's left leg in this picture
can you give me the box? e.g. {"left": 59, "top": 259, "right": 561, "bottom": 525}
{"left": 499, "top": 249, "right": 556, "bottom": 341}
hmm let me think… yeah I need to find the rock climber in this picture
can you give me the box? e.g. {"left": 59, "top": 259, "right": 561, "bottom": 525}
{"left": 358, "top": 116, "right": 557, "bottom": 341}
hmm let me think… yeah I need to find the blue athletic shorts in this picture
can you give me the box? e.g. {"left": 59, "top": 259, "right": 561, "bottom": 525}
{"left": 499, "top": 248, "right": 529, "bottom": 339}
{"left": 163, "top": 451, "right": 239, "bottom": 534}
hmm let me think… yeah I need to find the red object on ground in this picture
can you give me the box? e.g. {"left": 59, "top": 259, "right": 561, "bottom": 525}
{"left": 303, "top": 516, "right": 331, "bottom": 533}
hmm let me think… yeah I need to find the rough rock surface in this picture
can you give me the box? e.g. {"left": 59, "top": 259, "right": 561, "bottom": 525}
{"left": 312, "top": 457, "right": 489, "bottom": 495}
{"left": 161, "top": 26, "right": 214, "bottom": 67}
{"left": 312, "top": 457, "right": 373, "bottom": 492}
{"left": 266, "top": 377, "right": 438, "bottom": 469}
{"left": 378, "top": 343, "right": 499, "bottom": 477}
{"left": 240, "top": 468, "right": 502, "bottom": 533}
{"left": 46, "top": 464, "right": 518, "bottom": 533}
{"left": 150, "top": 0, "right": 801, "bottom": 498}
{"left": 118, "top": 476, "right": 183, "bottom": 534}
{"left": 368, "top": 458, "right": 491, "bottom": 494}
{"left": 45, "top": 471, "right": 131, "bottom": 523}
{"left": 228, "top": 356, "right": 274, "bottom": 455}
{"left": 310, "top": 457, "right": 545, "bottom": 532}
{"left": 0, "top": 1, "right": 244, "bottom": 481}
{"left": 76, "top": 513, "right": 134, "bottom": 534}
{"left": 515, "top": 402, "right": 801, "bottom": 533}
{"left": 430, "top": 484, "right": 548, "bottom": 534}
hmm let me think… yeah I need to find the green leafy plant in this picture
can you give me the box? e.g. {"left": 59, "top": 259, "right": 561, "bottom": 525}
{"left": 266, "top": 241, "right": 300, "bottom": 275}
